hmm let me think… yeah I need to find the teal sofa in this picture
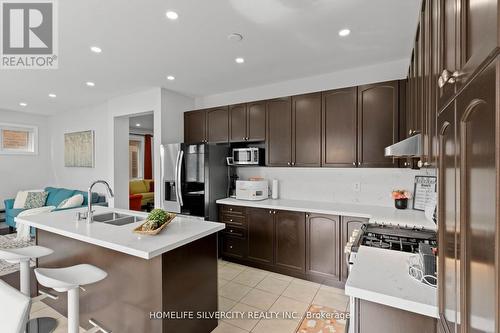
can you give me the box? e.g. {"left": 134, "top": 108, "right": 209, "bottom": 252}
{"left": 4, "top": 187, "right": 107, "bottom": 229}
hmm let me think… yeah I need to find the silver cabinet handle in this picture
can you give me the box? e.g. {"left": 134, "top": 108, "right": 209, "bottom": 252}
{"left": 269, "top": 210, "right": 272, "bottom": 214}
{"left": 229, "top": 245, "right": 233, "bottom": 249}
{"left": 358, "top": 162, "right": 362, "bottom": 166}
{"left": 352, "top": 162, "right": 356, "bottom": 166}
{"left": 291, "top": 162, "right": 295, "bottom": 166}
{"left": 287, "top": 162, "right": 291, "bottom": 166}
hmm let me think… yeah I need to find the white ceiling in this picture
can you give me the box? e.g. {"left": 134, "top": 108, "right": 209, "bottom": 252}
{"left": 0, "top": 0, "right": 421, "bottom": 115}
{"left": 129, "top": 114, "right": 154, "bottom": 132}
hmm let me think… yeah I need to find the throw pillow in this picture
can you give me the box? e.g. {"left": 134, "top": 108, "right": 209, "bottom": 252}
{"left": 13, "top": 190, "right": 44, "bottom": 209}
{"left": 57, "top": 194, "right": 84, "bottom": 209}
{"left": 24, "top": 192, "right": 48, "bottom": 209}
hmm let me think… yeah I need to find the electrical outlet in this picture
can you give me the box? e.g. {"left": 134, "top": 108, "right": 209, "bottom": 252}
{"left": 353, "top": 182, "right": 361, "bottom": 192}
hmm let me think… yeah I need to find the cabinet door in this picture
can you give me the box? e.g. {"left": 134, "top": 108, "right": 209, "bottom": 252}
{"left": 437, "top": 0, "right": 459, "bottom": 110}
{"left": 292, "top": 93, "right": 321, "bottom": 167}
{"left": 437, "top": 101, "right": 459, "bottom": 332}
{"left": 184, "top": 110, "right": 206, "bottom": 144}
{"left": 266, "top": 98, "right": 292, "bottom": 166}
{"left": 357, "top": 81, "right": 399, "bottom": 168}
{"left": 341, "top": 216, "right": 368, "bottom": 282}
{"left": 206, "top": 106, "right": 229, "bottom": 143}
{"left": 247, "top": 208, "right": 274, "bottom": 265}
{"left": 306, "top": 214, "right": 340, "bottom": 281}
{"left": 458, "top": 0, "right": 498, "bottom": 87}
{"left": 229, "top": 104, "right": 247, "bottom": 142}
{"left": 456, "top": 59, "right": 497, "bottom": 333}
{"left": 247, "top": 101, "right": 266, "bottom": 142}
{"left": 274, "top": 210, "right": 305, "bottom": 272}
{"left": 322, "top": 87, "right": 357, "bottom": 167}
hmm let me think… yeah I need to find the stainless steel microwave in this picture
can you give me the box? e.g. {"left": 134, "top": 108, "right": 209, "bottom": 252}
{"left": 232, "top": 148, "right": 261, "bottom": 165}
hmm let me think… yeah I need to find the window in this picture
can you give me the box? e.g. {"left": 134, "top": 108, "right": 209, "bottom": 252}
{"left": 129, "top": 135, "right": 144, "bottom": 179}
{"left": 0, "top": 123, "right": 38, "bottom": 154}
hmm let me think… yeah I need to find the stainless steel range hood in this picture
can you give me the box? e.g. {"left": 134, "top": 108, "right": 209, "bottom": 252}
{"left": 384, "top": 133, "right": 422, "bottom": 158}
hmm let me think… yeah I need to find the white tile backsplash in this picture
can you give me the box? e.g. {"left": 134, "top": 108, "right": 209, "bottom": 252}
{"left": 236, "top": 167, "right": 436, "bottom": 207}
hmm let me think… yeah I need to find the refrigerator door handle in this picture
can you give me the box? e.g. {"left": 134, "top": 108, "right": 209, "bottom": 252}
{"left": 176, "top": 150, "right": 184, "bottom": 207}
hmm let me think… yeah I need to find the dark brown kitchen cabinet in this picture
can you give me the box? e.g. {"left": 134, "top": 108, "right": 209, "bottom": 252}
{"left": 322, "top": 87, "right": 357, "bottom": 167}
{"left": 247, "top": 101, "right": 266, "bottom": 141}
{"left": 341, "top": 216, "right": 368, "bottom": 282}
{"left": 292, "top": 93, "right": 322, "bottom": 167}
{"left": 266, "top": 97, "right": 293, "bottom": 166}
{"left": 184, "top": 110, "right": 206, "bottom": 144}
{"left": 357, "top": 81, "right": 399, "bottom": 167}
{"left": 246, "top": 207, "right": 274, "bottom": 265}
{"left": 306, "top": 214, "right": 340, "bottom": 283}
{"left": 229, "top": 102, "right": 266, "bottom": 142}
{"left": 206, "top": 106, "right": 229, "bottom": 143}
{"left": 274, "top": 210, "right": 306, "bottom": 273}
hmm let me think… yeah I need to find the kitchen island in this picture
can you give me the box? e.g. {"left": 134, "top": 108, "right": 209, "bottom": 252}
{"left": 16, "top": 206, "right": 225, "bottom": 333}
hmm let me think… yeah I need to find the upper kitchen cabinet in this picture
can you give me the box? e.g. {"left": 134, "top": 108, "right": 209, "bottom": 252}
{"left": 322, "top": 87, "right": 358, "bottom": 167}
{"left": 184, "top": 110, "right": 206, "bottom": 144}
{"left": 266, "top": 97, "right": 293, "bottom": 166}
{"left": 229, "top": 101, "right": 266, "bottom": 142}
{"left": 357, "top": 81, "right": 399, "bottom": 168}
{"left": 292, "top": 93, "right": 322, "bottom": 167}
{"left": 247, "top": 101, "right": 266, "bottom": 142}
{"left": 206, "top": 106, "right": 229, "bottom": 143}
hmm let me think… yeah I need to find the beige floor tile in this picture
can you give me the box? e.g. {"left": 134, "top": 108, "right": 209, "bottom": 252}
{"left": 291, "top": 277, "right": 321, "bottom": 288}
{"left": 312, "top": 289, "right": 350, "bottom": 311}
{"left": 30, "top": 300, "right": 48, "bottom": 314}
{"left": 282, "top": 280, "right": 320, "bottom": 303}
{"left": 232, "top": 269, "right": 268, "bottom": 287}
{"left": 222, "top": 303, "right": 260, "bottom": 331}
{"left": 269, "top": 296, "right": 310, "bottom": 318}
{"left": 212, "top": 321, "right": 249, "bottom": 333}
{"left": 240, "top": 288, "right": 279, "bottom": 310}
{"left": 219, "top": 265, "right": 244, "bottom": 280}
{"left": 267, "top": 272, "right": 294, "bottom": 282}
{"left": 219, "top": 281, "right": 252, "bottom": 302}
{"left": 224, "top": 262, "right": 248, "bottom": 272}
{"left": 255, "top": 276, "right": 291, "bottom": 295}
{"left": 30, "top": 305, "right": 63, "bottom": 319}
{"left": 319, "top": 284, "right": 346, "bottom": 295}
{"left": 219, "top": 296, "right": 237, "bottom": 312}
{"left": 218, "top": 278, "right": 230, "bottom": 288}
{"left": 251, "top": 317, "right": 300, "bottom": 333}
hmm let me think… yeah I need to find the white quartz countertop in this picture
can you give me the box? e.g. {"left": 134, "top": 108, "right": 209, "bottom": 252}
{"left": 216, "top": 198, "right": 436, "bottom": 230}
{"left": 345, "top": 246, "right": 438, "bottom": 318}
{"left": 16, "top": 206, "right": 225, "bottom": 260}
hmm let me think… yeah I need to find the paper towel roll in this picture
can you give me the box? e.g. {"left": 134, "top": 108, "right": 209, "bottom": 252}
{"left": 272, "top": 179, "right": 279, "bottom": 199}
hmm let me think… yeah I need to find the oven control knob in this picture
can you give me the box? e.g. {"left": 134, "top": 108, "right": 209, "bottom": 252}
{"left": 344, "top": 245, "right": 352, "bottom": 254}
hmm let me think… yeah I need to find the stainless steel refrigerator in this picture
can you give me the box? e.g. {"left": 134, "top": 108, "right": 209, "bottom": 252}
{"left": 160, "top": 143, "right": 229, "bottom": 221}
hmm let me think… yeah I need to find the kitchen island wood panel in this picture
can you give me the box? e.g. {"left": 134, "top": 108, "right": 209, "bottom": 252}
{"left": 36, "top": 230, "right": 218, "bottom": 333}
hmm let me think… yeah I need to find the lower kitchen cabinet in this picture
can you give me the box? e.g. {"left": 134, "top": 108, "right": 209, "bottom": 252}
{"left": 274, "top": 210, "right": 306, "bottom": 273}
{"left": 221, "top": 236, "right": 246, "bottom": 259}
{"left": 247, "top": 207, "right": 274, "bottom": 265}
{"left": 341, "top": 216, "right": 369, "bottom": 282}
{"left": 305, "top": 213, "right": 340, "bottom": 283}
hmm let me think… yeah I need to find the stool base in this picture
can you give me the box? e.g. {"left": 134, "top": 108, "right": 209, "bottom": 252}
{"left": 26, "top": 317, "right": 58, "bottom": 333}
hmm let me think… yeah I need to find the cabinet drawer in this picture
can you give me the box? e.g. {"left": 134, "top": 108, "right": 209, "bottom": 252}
{"left": 221, "top": 205, "right": 246, "bottom": 215}
{"left": 221, "top": 236, "right": 246, "bottom": 259}
{"left": 223, "top": 226, "right": 246, "bottom": 238}
{"left": 221, "top": 213, "right": 246, "bottom": 227}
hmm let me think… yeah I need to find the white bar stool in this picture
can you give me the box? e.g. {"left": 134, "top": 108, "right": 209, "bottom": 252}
{"left": 0, "top": 280, "right": 31, "bottom": 333}
{"left": 0, "top": 246, "right": 58, "bottom": 333}
{"left": 35, "top": 264, "right": 109, "bottom": 333}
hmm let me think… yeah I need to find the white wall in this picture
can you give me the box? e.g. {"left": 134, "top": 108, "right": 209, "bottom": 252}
{"left": 236, "top": 167, "right": 436, "bottom": 208}
{"left": 0, "top": 109, "right": 53, "bottom": 208}
{"left": 49, "top": 103, "right": 110, "bottom": 193}
{"left": 195, "top": 59, "right": 407, "bottom": 109}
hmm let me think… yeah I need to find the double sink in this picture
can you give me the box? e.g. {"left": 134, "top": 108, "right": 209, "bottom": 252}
{"left": 93, "top": 212, "right": 144, "bottom": 226}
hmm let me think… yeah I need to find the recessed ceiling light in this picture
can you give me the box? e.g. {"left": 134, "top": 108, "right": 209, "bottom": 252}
{"left": 338, "top": 29, "right": 351, "bottom": 37}
{"left": 48, "top": 93, "right": 56, "bottom": 98}
{"left": 167, "top": 75, "right": 175, "bottom": 81}
{"left": 19, "top": 102, "right": 27, "bottom": 107}
{"left": 166, "top": 11, "right": 178, "bottom": 20}
{"left": 90, "top": 46, "right": 102, "bottom": 53}
{"left": 235, "top": 57, "right": 245, "bottom": 64}
{"left": 136, "top": 123, "right": 141, "bottom": 127}
{"left": 227, "top": 33, "right": 243, "bottom": 42}
{"left": 86, "top": 81, "right": 95, "bottom": 87}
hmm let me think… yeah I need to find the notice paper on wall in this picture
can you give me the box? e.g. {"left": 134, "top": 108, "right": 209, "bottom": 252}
{"left": 413, "top": 176, "right": 437, "bottom": 211}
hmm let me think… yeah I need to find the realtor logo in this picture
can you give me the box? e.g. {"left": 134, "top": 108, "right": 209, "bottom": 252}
{"left": 1, "top": 0, "right": 58, "bottom": 69}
